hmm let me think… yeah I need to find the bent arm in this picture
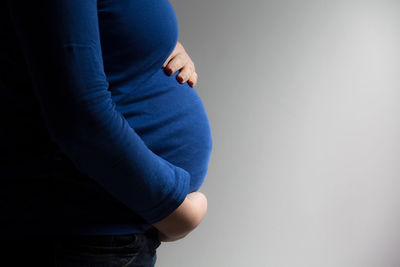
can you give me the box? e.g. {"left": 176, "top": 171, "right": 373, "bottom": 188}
{"left": 152, "top": 191, "right": 208, "bottom": 242}
{"left": 6, "top": 0, "right": 190, "bottom": 225}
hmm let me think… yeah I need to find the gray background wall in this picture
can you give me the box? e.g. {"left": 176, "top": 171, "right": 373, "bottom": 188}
{"left": 159, "top": 0, "right": 400, "bottom": 266}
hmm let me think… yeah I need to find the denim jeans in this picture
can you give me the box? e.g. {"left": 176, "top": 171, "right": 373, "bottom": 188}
{"left": 0, "top": 227, "right": 162, "bottom": 267}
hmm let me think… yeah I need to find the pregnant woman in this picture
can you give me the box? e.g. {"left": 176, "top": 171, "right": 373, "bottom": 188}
{"left": 0, "top": 0, "right": 212, "bottom": 266}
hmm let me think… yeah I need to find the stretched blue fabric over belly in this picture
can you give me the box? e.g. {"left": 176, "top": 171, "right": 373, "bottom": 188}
{"left": 112, "top": 68, "right": 213, "bottom": 193}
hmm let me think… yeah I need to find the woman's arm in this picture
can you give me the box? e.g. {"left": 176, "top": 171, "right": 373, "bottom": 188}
{"left": 5, "top": 0, "right": 190, "bottom": 225}
{"left": 152, "top": 191, "right": 208, "bottom": 242}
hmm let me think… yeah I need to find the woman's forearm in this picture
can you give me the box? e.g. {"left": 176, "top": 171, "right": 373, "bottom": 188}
{"left": 152, "top": 191, "right": 208, "bottom": 242}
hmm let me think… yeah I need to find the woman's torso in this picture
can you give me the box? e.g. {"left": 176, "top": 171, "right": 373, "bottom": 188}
{"left": 98, "top": 0, "right": 212, "bottom": 192}
{"left": 0, "top": 0, "right": 212, "bottom": 236}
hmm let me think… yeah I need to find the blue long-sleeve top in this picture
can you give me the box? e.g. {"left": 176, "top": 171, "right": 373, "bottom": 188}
{"left": 0, "top": 0, "right": 212, "bottom": 237}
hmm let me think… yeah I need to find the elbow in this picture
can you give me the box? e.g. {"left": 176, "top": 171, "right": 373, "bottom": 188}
{"left": 152, "top": 192, "right": 208, "bottom": 240}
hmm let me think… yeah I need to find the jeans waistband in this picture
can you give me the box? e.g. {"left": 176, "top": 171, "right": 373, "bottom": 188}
{"left": 58, "top": 226, "right": 161, "bottom": 250}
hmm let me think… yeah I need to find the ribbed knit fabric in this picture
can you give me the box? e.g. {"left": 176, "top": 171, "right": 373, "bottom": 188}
{"left": 0, "top": 0, "right": 212, "bottom": 237}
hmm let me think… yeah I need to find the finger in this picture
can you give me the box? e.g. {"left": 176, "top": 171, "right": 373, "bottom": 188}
{"left": 187, "top": 72, "right": 198, "bottom": 87}
{"left": 176, "top": 64, "right": 194, "bottom": 84}
{"left": 162, "top": 50, "right": 177, "bottom": 68}
{"left": 162, "top": 53, "right": 174, "bottom": 68}
{"left": 164, "top": 53, "right": 188, "bottom": 76}
{"left": 162, "top": 43, "right": 180, "bottom": 68}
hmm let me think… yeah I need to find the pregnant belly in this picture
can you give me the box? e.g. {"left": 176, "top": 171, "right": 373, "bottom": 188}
{"left": 113, "top": 68, "right": 213, "bottom": 193}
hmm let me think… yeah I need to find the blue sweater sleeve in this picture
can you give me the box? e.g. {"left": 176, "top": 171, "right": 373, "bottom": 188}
{"left": 6, "top": 0, "right": 190, "bottom": 225}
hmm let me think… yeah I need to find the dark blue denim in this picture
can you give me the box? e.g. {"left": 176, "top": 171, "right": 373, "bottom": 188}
{"left": 0, "top": 227, "right": 161, "bottom": 267}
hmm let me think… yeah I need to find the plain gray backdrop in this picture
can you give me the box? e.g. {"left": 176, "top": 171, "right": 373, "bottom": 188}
{"left": 158, "top": 0, "right": 400, "bottom": 266}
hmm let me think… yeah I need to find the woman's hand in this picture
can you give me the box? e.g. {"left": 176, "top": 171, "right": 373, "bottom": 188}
{"left": 162, "top": 41, "right": 198, "bottom": 88}
{"left": 152, "top": 191, "right": 208, "bottom": 242}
